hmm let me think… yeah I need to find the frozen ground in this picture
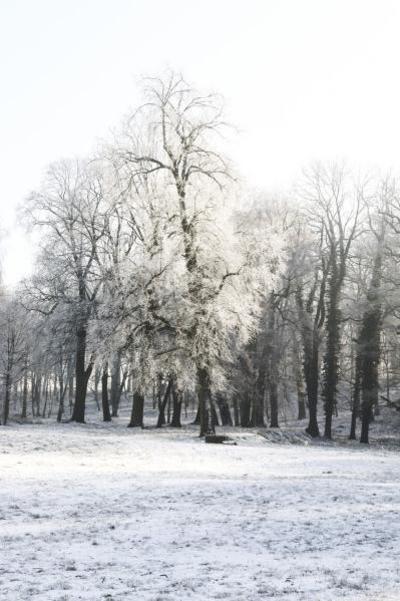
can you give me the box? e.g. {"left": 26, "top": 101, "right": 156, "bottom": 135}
{"left": 1, "top": 420, "right": 400, "bottom": 601}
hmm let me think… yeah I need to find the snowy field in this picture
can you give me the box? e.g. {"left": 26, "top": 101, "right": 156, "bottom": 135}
{"left": 1, "top": 421, "right": 400, "bottom": 601}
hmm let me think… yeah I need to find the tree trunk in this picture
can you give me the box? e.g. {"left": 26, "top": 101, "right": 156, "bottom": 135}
{"left": 294, "top": 354, "right": 306, "bottom": 420}
{"left": 197, "top": 366, "right": 215, "bottom": 437}
{"left": 297, "top": 390, "right": 306, "bottom": 421}
{"left": 3, "top": 372, "right": 11, "bottom": 425}
{"left": 216, "top": 394, "right": 233, "bottom": 426}
{"left": 32, "top": 374, "right": 41, "bottom": 418}
{"left": 359, "top": 316, "right": 380, "bottom": 444}
{"left": 71, "top": 326, "right": 93, "bottom": 423}
{"left": 251, "top": 356, "right": 267, "bottom": 427}
{"left": 68, "top": 361, "right": 74, "bottom": 416}
{"left": 170, "top": 383, "right": 182, "bottom": 427}
{"left": 240, "top": 394, "right": 251, "bottom": 427}
{"left": 101, "top": 363, "right": 112, "bottom": 422}
{"left": 233, "top": 396, "right": 240, "bottom": 426}
{"left": 12, "top": 382, "right": 18, "bottom": 414}
{"left": 269, "top": 380, "right": 279, "bottom": 428}
{"left": 31, "top": 373, "right": 36, "bottom": 418}
{"left": 128, "top": 391, "right": 144, "bottom": 427}
{"left": 359, "top": 251, "right": 382, "bottom": 444}
{"left": 57, "top": 372, "right": 68, "bottom": 423}
{"left": 93, "top": 367, "right": 101, "bottom": 411}
{"left": 21, "top": 363, "right": 28, "bottom": 419}
{"left": 349, "top": 351, "right": 361, "bottom": 440}
{"left": 268, "top": 307, "right": 280, "bottom": 429}
{"left": 304, "top": 337, "right": 320, "bottom": 437}
{"left": 323, "top": 278, "right": 341, "bottom": 439}
{"left": 167, "top": 386, "right": 172, "bottom": 423}
{"left": 110, "top": 351, "right": 122, "bottom": 417}
{"left": 157, "top": 378, "right": 172, "bottom": 428}
{"left": 42, "top": 378, "right": 48, "bottom": 419}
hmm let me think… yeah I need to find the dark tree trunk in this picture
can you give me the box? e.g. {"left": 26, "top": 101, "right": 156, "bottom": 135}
{"left": 359, "top": 250, "right": 382, "bottom": 444}
{"left": 21, "top": 362, "right": 28, "bottom": 419}
{"left": 251, "top": 359, "right": 267, "bottom": 427}
{"left": 305, "top": 342, "right": 320, "bottom": 437}
{"left": 359, "top": 313, "right": 381, "bottom": 444}
{"left": 294, "top": 355, "right": 306, "bottom": 420}
{"left": 197, "top": 366, "right": 215, "bottom": 437}
{"left": 3, "top": 372, "right": 11, "bottom": 425}
{"left": 323, "top": 276, "right": 341, "bottom": 440}
{"left": 216, "top": 394, "right": 233, "bottom": 426}
{"left": 101, "top": 363, "right": 112, "bottom": 422}
{"left": 360, "top": 406, "right": 372, "bottom": 444}
{"left": 349, "top": 351, "right": 361, "bottom": 440}
{"left": 167, "top": 387, "right": 172, "bottom": 423}
{"left": 296, "top": 268, "right": 328, "bottom": 439}
{"left": 72, "top": 327, "right": 87, "bottom": 423}
{"left": 12, "top": 382, "right": 18, "bottom": 415}
{"left": 267, "top": 305, "right": 280, "bottom": 429}
{"left": 157, "top": 378, "right": 172, "bottom": 428}
{"left": 110, "top": 351, "right": 122, "bottom": 417}
{"left": 128, "top": 391, "right": 144, "bottom": 427}
{"left": 68, "top": 361, "right": 74, "bottom": 416}
{"left": 233, "top": 396, "right": 240, "bottom": 426}
{"left": 31, "top": 374, "right": 41, "bottom": 418}
{"left": 56, "top": 385, "right": 64, "bottom": 423}
{"left": 157, "top": 375, "right": 166, "bottom": 426}
{"left": 297, "top": 392, "right": 306, "bottom": 421}
{"left": 31, "top": 373, "right": 36, "bottom": 418}
{"left": 42, "top": 379, "right": 48, "bottom": 419}
{"left": 48, "top": 380, "right": 55, "bottom": 419}
{"left": 71, "top": 326, "right": 93, "bottom": 423}
{"left": 240, "top": 394, "right": 251, "bottom": 427}
{"left": 269, "top": 380, "right": 279, "bottom": 428}
{"left": 170, "top": 383, "right": 182, "bottom": 427}
{"left": 57, "top": 372, "right": 68, "bottom": 423}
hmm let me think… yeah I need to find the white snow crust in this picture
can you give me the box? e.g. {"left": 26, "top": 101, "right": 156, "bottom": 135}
{"left": 1, "top": 422, "right": 400, "bottom": 600}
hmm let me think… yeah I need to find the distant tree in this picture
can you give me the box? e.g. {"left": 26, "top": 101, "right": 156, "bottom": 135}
{"left": 357, "top": 178, "right": 397, "bottom": 443}
{"left": 301, "top": 163, "right": 361, "bottom": 438}
{"left": 24, "top": 159, "right": 110, "bottom": 422}
{"left": 0, "top": 302, "right": 27, "bottom": 424}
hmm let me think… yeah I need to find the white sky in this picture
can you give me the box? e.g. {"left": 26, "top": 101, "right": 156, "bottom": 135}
{"left": 1, "top": 0, "right": 400, "bottom": 286}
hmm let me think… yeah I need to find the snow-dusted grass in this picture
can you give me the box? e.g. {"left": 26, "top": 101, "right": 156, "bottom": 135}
{"left": 1, "top": 421, "right": 400, "bottom": 600}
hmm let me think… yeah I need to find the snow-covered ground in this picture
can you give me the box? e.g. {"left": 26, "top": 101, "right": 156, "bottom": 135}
{"left": 1, "top": 421, "right": 400, "bottom": 601}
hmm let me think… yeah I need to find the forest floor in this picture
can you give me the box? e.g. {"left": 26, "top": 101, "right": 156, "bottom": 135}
{"left": 1, "top": 411, "right": 400, "bottom": 600}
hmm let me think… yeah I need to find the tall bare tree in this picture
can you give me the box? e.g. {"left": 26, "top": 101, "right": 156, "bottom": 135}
{"left": 302, "top": 163, "right": 361, "bottom": 438}
{"left": 24, "top": 159, "right": 109, "bottom": 422}
{"left": 115, "top": 72, "right": 243, "bottom": 436}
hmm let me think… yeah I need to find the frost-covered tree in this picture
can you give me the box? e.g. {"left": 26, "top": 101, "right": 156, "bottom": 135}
{"left": 113, "top": 73, "right": 251, "bottom": 435}
{"left": 0, "top": 301, "right": 28, "bottom": 424}
{"left": 23, "top": 159, "right": 110, "bottom": 422}
{"left": 300, "top": 163, "right": 361, "bottom": 439}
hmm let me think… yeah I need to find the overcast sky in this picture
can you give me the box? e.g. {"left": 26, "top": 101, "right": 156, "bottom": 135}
{"left": 1, "top": 0, "right": 400, "bottom": 285}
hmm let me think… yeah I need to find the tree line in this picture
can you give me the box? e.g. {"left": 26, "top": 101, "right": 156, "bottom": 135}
{"left": 2, "top": 72, "right": 400, "bottom": 444}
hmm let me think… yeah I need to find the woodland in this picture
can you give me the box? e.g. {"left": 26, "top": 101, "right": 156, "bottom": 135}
{"left": 2, "top": 72, "right": 400, "bottom": 447}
